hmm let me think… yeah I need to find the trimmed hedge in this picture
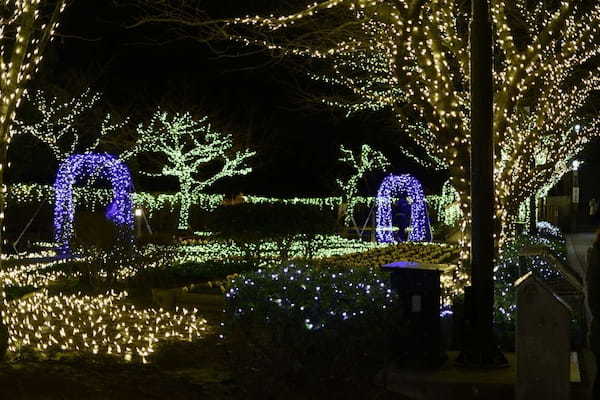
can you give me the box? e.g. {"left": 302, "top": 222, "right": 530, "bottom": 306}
{"left": 206, "top": 203, "right": 336, "bottom": 261}
{"left": 207, "top": 203, "right": 336, "bottom": 238}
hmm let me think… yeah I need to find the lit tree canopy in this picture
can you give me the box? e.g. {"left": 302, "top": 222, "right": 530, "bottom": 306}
{"left": 122, "top": 110, "right": 256, "bottom": 230}
{"left": 13, "top": 88, "right": 127, "bottom": 162}
{"left": 138, "top": 0, "right": 600, "bottom": 253}
{"left": 337, "top": 144, "right": 389, "bottom": 226}
{"left": 0, "top": 0, "right": 67, "bottom": 245}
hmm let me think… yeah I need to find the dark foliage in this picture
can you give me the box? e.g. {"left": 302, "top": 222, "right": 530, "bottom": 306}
{"left": 222, "top": 264, "right": 408, "bottom": 398}
{"left": 206, "top": 203, "right": 336, "bottom": 261}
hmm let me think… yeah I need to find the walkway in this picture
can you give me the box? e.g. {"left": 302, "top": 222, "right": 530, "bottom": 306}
{"left": 566, "top": 232, "right": 595, "bottom": 278}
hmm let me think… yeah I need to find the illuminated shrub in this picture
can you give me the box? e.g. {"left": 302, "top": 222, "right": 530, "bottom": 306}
{"left": 494, "top": 234, "right": 565, "bottom": 327}
{"left": 536, "top": 221, "right": 562, "bottom": 238}
{"left": 223, "top": 264, "right": 406, "bottom": 396}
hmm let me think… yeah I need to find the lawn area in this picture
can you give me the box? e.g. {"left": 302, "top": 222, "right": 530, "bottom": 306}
{"left": 0, "top": 233, "right": 461, "bottom": 399}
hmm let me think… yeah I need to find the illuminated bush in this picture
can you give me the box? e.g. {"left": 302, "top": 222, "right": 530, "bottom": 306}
{"left": 536, "top": 221, "right": 562, "bottom": 238}
{"left": 223, "top": 264, "right": 406, "bottom": 396}
{"left": 494, "top": 233, "right": 564, "bottom": 325}
{"left": 225, "top": 264, "right": 398, "bottom": 330}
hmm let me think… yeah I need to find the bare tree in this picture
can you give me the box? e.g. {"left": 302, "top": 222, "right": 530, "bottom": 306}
{"left": 122, "top": 109, "right": 255, "bottom": 229}
{"left": 337, "top": 144, "right": 389, "bottom": 227}
{"left": 13, "top": 88, "right": 127, "bottom": 161}
{"left": 1, "top": 0, "right": 68, "bottom": 244}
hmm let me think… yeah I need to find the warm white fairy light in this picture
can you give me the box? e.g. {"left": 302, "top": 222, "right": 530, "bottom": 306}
{"left": 0, "top": 0, "right": 68, "bottom": 250}
{"left": 205, "top": 0, "right": 600, "bottom": 267}
{"left": 122, "top": 110, "right": 255, "bottom": 230}
{"left": 6, "top": 182, "right": 455, "bottom": 229}
{"left": 12, "top": 88, "right": 128, "bottom": 162}
{"left": 2, "top": 289, "right": 208, "bottom": 363}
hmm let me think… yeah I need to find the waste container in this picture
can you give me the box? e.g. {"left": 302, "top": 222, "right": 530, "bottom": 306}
{"left": 381, "top": 261, "right": 451, "bottom": 367}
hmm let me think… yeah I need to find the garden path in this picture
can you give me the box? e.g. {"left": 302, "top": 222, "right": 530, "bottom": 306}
{"left": 566, "top": 233, "right": 595, "bottom": 279}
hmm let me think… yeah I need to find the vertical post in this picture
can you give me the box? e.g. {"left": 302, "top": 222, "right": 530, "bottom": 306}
{"left": 135, "top": 208, "right": 143, "bottom": 238}
{"left": 463, "top": 0, "right": 504, "bottom": 366}
{"left": 571, "top": 165, "right": 579, "bottom": 233}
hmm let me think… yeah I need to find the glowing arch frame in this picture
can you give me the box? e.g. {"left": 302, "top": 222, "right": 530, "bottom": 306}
{"left": 54, "top": 153, "right": 134, "bottom": 255}
{"left": 376, "top": 174, "right": 432, "bottom": 243}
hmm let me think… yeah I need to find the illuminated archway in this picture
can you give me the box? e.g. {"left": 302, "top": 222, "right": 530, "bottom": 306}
{"left": 376, "top": 174, "right": 431, "bottom": 243}
{"left": 54, "top": 153, "right": 133, "bottom": 255}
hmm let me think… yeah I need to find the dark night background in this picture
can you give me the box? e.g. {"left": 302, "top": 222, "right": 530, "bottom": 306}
{"left": 6, "top": 0, "right": 600, "bottom": 201}
{"left": 6, "top": 0, "right": 448, "bottom": 199}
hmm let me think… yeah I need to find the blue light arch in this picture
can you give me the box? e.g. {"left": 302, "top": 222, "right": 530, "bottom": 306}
{"left": 54, "top": 153, "right": 134, "bottom": 255}
{"left": 376, "top": 174, "right": 432, "bottom": 243}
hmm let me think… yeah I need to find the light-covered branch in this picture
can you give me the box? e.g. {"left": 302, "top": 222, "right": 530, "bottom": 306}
{"left": 123, "top": 110, "right": 255, "bottom": 229}
{"left": 337, "top": 144, "right": 389, "bottom": 226}
{"left": 12, "top": 88, "right": 127, "bottom": 161}
{"left": 138, "top": 0, "right": 600, "bottom": 257}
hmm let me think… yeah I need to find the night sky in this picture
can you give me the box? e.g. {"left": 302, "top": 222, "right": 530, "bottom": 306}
{"left": 6, "top": 0, "right": 448, "bottom": 199}
{"left": 7, "top": 0, "right": 598, "bottom": 199}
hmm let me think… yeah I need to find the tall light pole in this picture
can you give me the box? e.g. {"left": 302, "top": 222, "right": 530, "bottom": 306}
{"left": 460, "top": 0, "right": 505, "bottom": 366}
{"left": 571, "top": 159, "right": 580, "bottom": 233}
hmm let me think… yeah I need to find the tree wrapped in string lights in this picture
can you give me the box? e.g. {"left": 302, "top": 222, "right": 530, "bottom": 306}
{"left": 0, "top": 0, "right": 67, "bottom": 252}
{"left": 337, "top": 144, "right": 389, "bottom": 226}
{"left": 122, "top": 110, "right": 255, "bottom": 230}
{"left": 139, "top": 0, "right": 600, "bottom": 261}
{"left": 13, "top": 88, "right": 127, "bottom": 162}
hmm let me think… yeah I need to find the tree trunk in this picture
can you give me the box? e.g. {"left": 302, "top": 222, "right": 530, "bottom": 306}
{"left": 458, "top": 0, "right": 506, "bottom": 367}
{"left": 529, "top": 195, "right": 537, "bottom": 234}
{"left": 178, "top": 191, "right": 192, "bottom": 231}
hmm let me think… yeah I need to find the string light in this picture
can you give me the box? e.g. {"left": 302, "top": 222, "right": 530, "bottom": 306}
{"left": 53, "top": 153, "right": 134, "bottom": 255}
{"left": 494, "top": 224, "right": 565, "bottom": 323}
{"left": 376, "top": 174, "right": 431, "bottom": 243}
{"left": 8, "top": 182, "right": 462, "bottom": 226}
{"left": 121, "top": 110, "right": 255, "bottom": 230}
{"left": 427, "top": 180, "right": 462, "bottom": 227}
{"left": 226, "top": 264, "right": 399, "bottom": 331}
{"left": 0, "top": 0, "right": 68, "bottom": 251}
{"left": 211, "top": 0, "right": 600, "bottom": 265}
{"left": 12, "top": 88, "right": 127, "bottom": 162}
{"left": 336, "top": 144, "right": 389, "bottom": 226}
{"left": 2, "top": 289, "right": 208, "bottom": 363}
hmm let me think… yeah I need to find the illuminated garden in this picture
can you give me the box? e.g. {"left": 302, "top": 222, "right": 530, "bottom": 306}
{"left": 0, "top": 0, "right": 599, "bottom": 399}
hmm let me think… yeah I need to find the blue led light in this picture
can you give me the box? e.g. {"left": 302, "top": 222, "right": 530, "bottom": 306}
{"left": 54, "top": 153, "right": 134, "bottom": 255}
{"left": 376, "top": 174, "right": 431, "bottom": 243}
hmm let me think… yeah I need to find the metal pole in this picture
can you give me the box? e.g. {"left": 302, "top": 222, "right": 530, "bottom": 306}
{"left": 571, "top": 167, "right": 579, "bottom": 233}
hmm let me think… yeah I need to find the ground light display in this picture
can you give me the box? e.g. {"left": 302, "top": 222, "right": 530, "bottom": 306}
{"left": 0, "top": 0, "right": 597, "bottom": 398}
{"left": 3, "top": 289, "right": 208, "bottom": 363}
